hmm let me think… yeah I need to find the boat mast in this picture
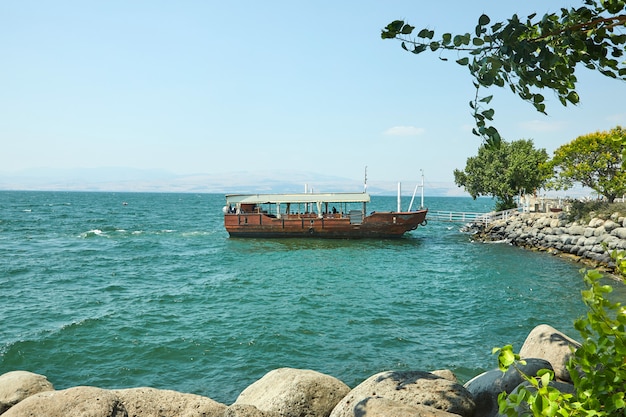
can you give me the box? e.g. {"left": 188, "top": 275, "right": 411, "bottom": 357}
{"left": 397, "top": 182, "right": 401, "bottom": 212}
{"left": 363, "top": 166, "right": 367, "bottom": 193}
{"left": 408, "top": 169, "right": 425, "bottom": 211}
{"left": 421, "top": 169, "right": 424, "bottom": 209}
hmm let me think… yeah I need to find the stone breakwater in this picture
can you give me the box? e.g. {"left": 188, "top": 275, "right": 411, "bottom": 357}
{"left": 0, "top": 324, "right": 580, "bottom": 417}
{"left": 467, "top": 210, "right": 626, "bottom": 271}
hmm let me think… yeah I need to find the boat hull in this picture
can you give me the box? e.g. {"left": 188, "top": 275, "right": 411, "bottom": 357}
{"left": 224, "top": 210, "right": 428, "bottom": 239}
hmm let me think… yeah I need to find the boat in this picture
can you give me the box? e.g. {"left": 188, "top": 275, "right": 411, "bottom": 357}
{"left": 223, "top": 192, "right": 428, "bottom": 238}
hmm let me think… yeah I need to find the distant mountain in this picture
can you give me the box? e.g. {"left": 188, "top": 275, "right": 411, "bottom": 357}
{"left": 0, "top": 167, "right": 463, "bottom": 196}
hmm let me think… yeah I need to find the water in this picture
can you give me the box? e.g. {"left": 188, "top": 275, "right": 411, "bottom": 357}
{"left": 0, "top": 191, "right": 615, "bottom": 404}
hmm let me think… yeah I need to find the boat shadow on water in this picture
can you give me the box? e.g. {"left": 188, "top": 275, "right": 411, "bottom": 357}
{"left": 225, "top": 234, "right": 425, "bottom": 253}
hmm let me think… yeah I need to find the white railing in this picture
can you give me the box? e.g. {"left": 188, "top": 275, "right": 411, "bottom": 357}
{"left": 427, "top": 207, "right": 520, "bottom": 225}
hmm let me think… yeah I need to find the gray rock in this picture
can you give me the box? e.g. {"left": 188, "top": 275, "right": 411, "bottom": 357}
{"left": 0, "top": 370, "right": 55, "bottom": 414}
{"left": 352, "top": 396, "right": 461, "bottom": 417}
{"left": 519, "top": 324, "right": 581, "bottom": 382}
{"left": 611, "top": 227, "right": 626, "bottom": 240}
{"left": 430, "top": 370, "right": 457, "bottom": 382}
{"left": 112, "top": 387, "right": 226, "bottom": 417}
{"left": 235, "top": 368, "right": 350, "bottom": 417}
{"left": 463, "top": 358, "right": 552, "bottom": 417}
{"left": 223, "top": 404, "right": 281, "bottom": 417}
{"left": 594, "top": 226, "right": 607, "bottom": 237}
{"left": 329, "top": 370, "right": 474, "bottom": 417}
{"left": 569, "top": 225, "right": 585, "bottom": 236}
{"left": 589, "top": 218, "right": 605, "bottom": 228}
{"left": 2, "top": 386, "right": 127, "bottom": 417}
{"left": 604, "top": 220, "right": 619, "bottom": 232}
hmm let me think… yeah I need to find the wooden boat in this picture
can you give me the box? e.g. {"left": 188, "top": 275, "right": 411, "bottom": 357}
{"left": 223, "top": 192, "right": 428, "bottom": 238}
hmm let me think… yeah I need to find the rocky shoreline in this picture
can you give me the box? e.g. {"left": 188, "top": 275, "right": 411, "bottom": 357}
{"left": 0, "top": 323, "right": 581, "bottom": 417}
{"left": 464, "top": 210, "right": 626, "bottom": 274}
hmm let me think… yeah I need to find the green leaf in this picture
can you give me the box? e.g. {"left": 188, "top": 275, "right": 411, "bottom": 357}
{"left": 482, "top": 108, "right": 495, "bottom": 120}
{"left": 479, "top": 95, "right": 493, "bottom": 104}
{"left": 456, "top": 57, "right": 469, "bottom": 66}
{"left": 478, "top": 14, "right": 490, "bottom": 26}
{"left": 400, "top": 23, "right": 415, "bottom": 35}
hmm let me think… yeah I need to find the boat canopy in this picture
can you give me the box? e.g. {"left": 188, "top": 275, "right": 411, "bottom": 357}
{"left": 225, "top": 192, "right": 371, "bottom": 205}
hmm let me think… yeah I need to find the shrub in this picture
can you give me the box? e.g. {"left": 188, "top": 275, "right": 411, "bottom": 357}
{"left": 495, "top": 267, "right": 626, "bottom": 416}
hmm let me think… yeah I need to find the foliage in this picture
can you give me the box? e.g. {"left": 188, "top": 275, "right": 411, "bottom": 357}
{"left": 496, "top": 268, "right": 626, "bottom": 416}
{"left": 453, "top": 139, "right": 549, "bottom": 210}
{"left": 566, "top": 200, "right": 626, "bottom": 223}
{"left": 548, "top": 126, "right": 626, "bottom": 203}
{"left": 381, "top": 1, "right": 626, "bottom": 148}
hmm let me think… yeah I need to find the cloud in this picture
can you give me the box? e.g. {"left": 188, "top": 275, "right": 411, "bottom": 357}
{"left": 518, "top": 119, "right": 566, "bottom": 132}
{"left": 606, "top": 113, "right": 626, "bottom": 124}
{"left": 383, "top": 126, "right": 426, "bottom": 136}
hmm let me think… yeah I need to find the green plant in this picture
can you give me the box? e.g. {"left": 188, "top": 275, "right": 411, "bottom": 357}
{"left": 495, "top": 268, "right": 626, "bottom": 416}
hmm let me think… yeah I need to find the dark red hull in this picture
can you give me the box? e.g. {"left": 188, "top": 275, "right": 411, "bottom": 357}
{"left": 224, "top": 210, "right": 427, "bottom": 238}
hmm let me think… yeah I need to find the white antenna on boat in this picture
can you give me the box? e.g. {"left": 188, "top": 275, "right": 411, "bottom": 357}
{"left": 364, "top": 166, "right": 368, "bottom": 193}
{"left": 408, "top": 169, "right": 425, "bottom": 211}
{"left": 397, "top": 182, "right": 402, "bottom": 212}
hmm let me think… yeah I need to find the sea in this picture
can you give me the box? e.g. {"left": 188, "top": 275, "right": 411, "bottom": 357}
{"left": 1, "top": 191, "right": 621, "bottom": 404}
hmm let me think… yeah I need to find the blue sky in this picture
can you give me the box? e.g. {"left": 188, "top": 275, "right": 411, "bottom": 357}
{"left": 1, "top": 1, "right": 625, "bottom": 190}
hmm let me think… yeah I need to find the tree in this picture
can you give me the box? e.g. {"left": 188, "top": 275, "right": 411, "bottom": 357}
{"left": 454, "top": 139, "right": 549, "bottom": 210}
{"left": 549, "top": 126, "right": 626, "bottom": 202}
{"left": 381, "top": 1, "right": 626, "bottom": 148}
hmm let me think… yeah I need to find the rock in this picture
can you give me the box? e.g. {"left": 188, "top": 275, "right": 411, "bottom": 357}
{"left": 463, "top": 358, "right": 552, "bottom": 417}
{"left": 611, "top": 227, "right": 626, "bottom": 240}
{"left": 329, "top": 370, "right": 474, "bottom": 417}
{"left": 235, "top": 368, "right": 350, "bottom": 417}
{"left": 569, "top": 225, "right": 585, "bottom": 236}
{"left": 2, "top": 386, "right": 126, "bottom": 417}
{"left": 112, "top": 387, "right": 226, "bottom": 417}
{"left": 430, "top": 370, "right": 457, "bottom": 382}
{"left": 223, "top": 404, "right": 282, "bottom": 417}
{"left": 519, "top": 325, "right": 581, "bottom": 382}
{"left": 604, "top": 220, "right": 619, "bottom": 232}
{"left": 351, "top": 396, "right": 462, "bottom": 417}
{"left": 589, "top": 218, "right": 605, "bottom": 228}
{"left": 0, "top": 370, "right": 55, "bottom": 414}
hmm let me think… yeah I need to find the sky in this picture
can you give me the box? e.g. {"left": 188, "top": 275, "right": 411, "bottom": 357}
{"left": 1, "top": 1, "right": 625, "bottom": 192}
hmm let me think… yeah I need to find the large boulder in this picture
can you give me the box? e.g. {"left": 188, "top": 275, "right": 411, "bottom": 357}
{"left": 235, "top": 368, "right": 350, "bottom": 417}
{"left": 351, "top": 396, "right": 463, "bottom": 417}
{"left": 0, "top": 370, "right": 54, "bottom": 414}
{"left": 329, "top": 370, "right": 474, "bottom": 417}
{"left": 464, "top": 358, "right": 553, "bottom": 417}
{"left": 519, "top": 324, "right": 581, "bottom": 382}
{"left": 223, "top": 404, "right": 282, "bottom": 417}
{"left": 112, "top": 387, "right": 226, "bottom": 417}
{"left": 2, "top": 386, "right": 126, "bottom": 417}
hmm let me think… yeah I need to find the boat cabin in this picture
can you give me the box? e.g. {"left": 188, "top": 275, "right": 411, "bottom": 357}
{"left": 224, "top": 192, "right": 370, "bottom": 223}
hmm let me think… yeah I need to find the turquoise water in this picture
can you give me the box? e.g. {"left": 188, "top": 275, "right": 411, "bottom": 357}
{"left": 0, "top": 191, "right": 603, "bottom": 404}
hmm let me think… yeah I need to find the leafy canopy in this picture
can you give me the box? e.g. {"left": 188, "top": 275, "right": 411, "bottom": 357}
{"left": 548, "top": 126, "right": 626, "bottom": 202}
{"left": 454, "top": 139, "right": 549, "bottom": 211}
{"left": 381, "top": 1, "right": 626, "bottom": 148}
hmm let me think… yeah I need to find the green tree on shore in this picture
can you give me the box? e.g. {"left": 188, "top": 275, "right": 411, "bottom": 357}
{"left": 381, "top": 1, "right": 626, "bottom": 148}
{"left": 549, "top": 126, "right": 626, "bottom": 202}
{"left": 454, "top": 139, "right": 549, "bottom": 210}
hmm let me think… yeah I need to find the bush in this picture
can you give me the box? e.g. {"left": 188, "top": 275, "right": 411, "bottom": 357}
{"left": 496, "top": 267, "right": 626, "bottom": 416}
{"left": 567, "top": 200, "right": 626, "bottom": 223}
